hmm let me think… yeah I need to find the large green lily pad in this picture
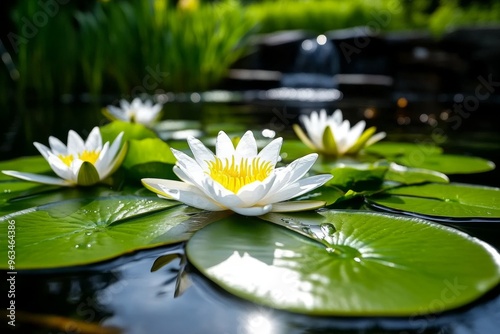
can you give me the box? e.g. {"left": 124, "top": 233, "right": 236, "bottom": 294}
{"left": 367, "top": 183, "right": 500, "bottom": 220}
{"left": 186, "top": 211, "right": 500, "bottom": 316}
{"left": 394, "top": 154, "right": 495, "bottom": 175}
{"left": 0, "top": 196, "right": 192, "bottom": 269}
{"left": 363, "top": 142, "right": 443, "bottom": 158}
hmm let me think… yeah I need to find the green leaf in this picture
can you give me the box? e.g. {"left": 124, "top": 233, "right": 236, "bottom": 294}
{"left": 367, "top": 183, "right": 500, "bottom": 220}
{"left": 123, "top": 138, "right": 176, "bottom": 168}
{"left": 77, "top": 161, "right": 101, "bottom": 186}
{"left": 100, "top": 120, "right": 157, "bottom": 144}
{"left": 186, "top": 211, "right": 500, "bottom": 316}
{"left": 0, "top": 180, "right": 57, "bottom": 208}
{"left": 294, "top": 184, "right": 345, "bottom": 206}
{"left": 122, "top": 138, "right": 177, "bottom": 181}
{"left": 321, "top": 126, "right": 338, "bottom": 155}
{"left": 363, "top": 141, "right": 443, "bottom": 158}
{"left": 0, "top": 196, "right": 190, "bottom": 269}
{"left": 0, "top": 156, "right": 51, "bottom": 181}
{"left": 395, "top": 154, "right": 495, "bottom": 175}
{"left": 346, "top": 126, "right": 376, "bottom": 155}
{"left": 327, "top": 163, "right": 388, "bottom": 192}
{"left": 385, "top": 163, "right": 449, "bottom": 185}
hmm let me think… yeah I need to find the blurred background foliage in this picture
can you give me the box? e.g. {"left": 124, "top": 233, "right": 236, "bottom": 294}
{"left": 1, "top": 0, "right": 500, "bottom": 102}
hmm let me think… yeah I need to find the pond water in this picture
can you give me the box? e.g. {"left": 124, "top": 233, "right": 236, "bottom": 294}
{"left": 2, "top": 91, "right": 500, "bottom": 334}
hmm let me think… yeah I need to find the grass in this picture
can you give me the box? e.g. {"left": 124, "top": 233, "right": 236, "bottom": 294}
{"left": 3, "top": 0, "right": 500, "bottom": 102}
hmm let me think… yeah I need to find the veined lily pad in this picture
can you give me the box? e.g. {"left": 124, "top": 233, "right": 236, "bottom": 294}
{"left": 367, "top": 183, "right": 500, "bottom": 221}
{"left": 385, "top": 163, "right": 449, "bottom": 185}
{"left": 0, "top": 196, "right": 191, "bottom": 269}
{"left": 186, "top": 211, "right": 500, "bottom": 316}
{"left": 394, "top": 154, "right": 495, "bottom": 175}
{"left": 363, "top": 142, "right": 443, "bottom": 158}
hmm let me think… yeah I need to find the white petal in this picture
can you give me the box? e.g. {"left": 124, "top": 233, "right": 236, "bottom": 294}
{"left": 158, "top": 182, "right": 224, "bottom": 211}
{"left": 171, "top": 149, "right": 205, "bottom": 178}
{"left": 46, "top": 153, "right": 77, "bottom": 181}
{"left": 200, "top": 178, "right": 245, "bottom": 208}
{"left": 303, "top": 111, "right": 323, "bottom": 149}
{"left": 231, "top": 205, "right": 273, "bottom": 216}
{"left": 173, "top": 165, "right": 205, "bottom": 189}
{"left": 94, "top": 142, "right": 110, "bottom": 177}
{"left": 261, "top": 174, "right": 332, "bottom": 204}
{"left": 281, "top": 153, "right": 318, "bottom": 185}
{"left": 1, "top": 170, "right": 73, "bottom": 186}
{"left": 119, "top": 99, "right": 131, "bottom": 110}
{"left": 67, "top": 130, "right": 85, "bottom": 154}
{"left": 33, "top": 142, "right": 52, "bottom": 160}
{"left": 235, "top": 131, "right": 257, "bottom": 158}
{"left": 270, "top": 200, "right": 326, "bottom": 212}
{"left": 344, "top": 120, "right": 366, "bottom": 152}
{"left": 131, "top": 97, "right": 142, "bottom": 108}
{"left": 236, "top": 174, "right": 276, "bottom": 206}
{"left": 263, "top": 153, "right": 318, "bottom": 198}
{"left": 47, "top": 137, "right": 67, "bottom": 155}
{"left": 215, "top": 131, "right": 235, "bottom": 159}
{"left": 319, "top": 109, "right": 328, "bottom": 125}
{"left": 97, "top": 132, "right": 124, "bottom": 177}
{"left": 335, "top": 120, "right": 352, "bottom": 154}
{"left": 85, "top": 127, "right": 103, "bottom": 151}
{"left": 257, "top": 137, "right": 283, "bottom": 166}
{"left": 365, "top": 131, "right": 387, "bottom": 147}
{"left": 187, "top": 136, "right": 215, "bottom": 170}
{"left": 331, "top": 109, "right": 343, "bottom": 124}
{"left": 142, "top": 178, "right": 218, "bottom": 207}
{"left": 106, "top": 106, "right": 128, "bottom": 121}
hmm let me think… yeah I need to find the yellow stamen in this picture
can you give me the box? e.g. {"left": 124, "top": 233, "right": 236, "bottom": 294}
{"left": 58, "top": 154, "right": 74, "bottom": 167}
{"left": 78, "top": 150, "right": 100, "bottom": 164}
{"left": 207, "top": 156, "right": 273, "bottom": 193}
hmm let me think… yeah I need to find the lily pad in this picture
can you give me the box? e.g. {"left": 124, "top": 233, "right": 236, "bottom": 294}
{"left": 294, "top": 184, "right": 345, "bottom": 206}
{"left": 394, "top": 154, "right": 495, "bottom": 175}
{"left": 122, "top": 138, "right": 177, "bottom": 181}
{"left": 327, "top": 164, "right": 388, "bottom": 192}
{"left": 363, "top": 141, "right": 443, "bottom": 158}
{"left": 186, "top": 211, "right": 500, "bottom": 316}
{"left": 384, "top": 163, "right": 449, "bottom": 185}
{"left": 0, "top": 180, "right": 57, "bottom": 207}
{"left": 0, "top": 156, "right": 51, "bottom": 181}
{"left": 367, "top": 183, "right": 500, "bottom": 221}
{"left": 0, "top": 196, "right": 191, "bottom": 269}
{"left": 100, "top": 120, "right": 157, "bottom": 143}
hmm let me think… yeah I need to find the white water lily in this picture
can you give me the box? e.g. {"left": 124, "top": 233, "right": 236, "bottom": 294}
{"left": 293, "top": 109, "right": 386, "bottom": 156}
{"left": 2, "top": 127, "right": 126, "bottom": 187}
{"left": 104, "top": 97, "right": 163, "bottom": 127}
{"left": 142, "top": 131, "right": 333, "bottom": 216}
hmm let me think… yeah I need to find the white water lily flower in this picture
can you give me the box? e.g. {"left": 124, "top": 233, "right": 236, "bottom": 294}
{"left": 104, "top": 97, "right": 163, "bottom": 127}
{"left": 293, "top": 109, "right": 386, "bottom": 156}
{"left": 142, "top": 131, "right": 333, "bottom": 216}
{"left": 2, "top": 127, "right": 126, "bottom": 187}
